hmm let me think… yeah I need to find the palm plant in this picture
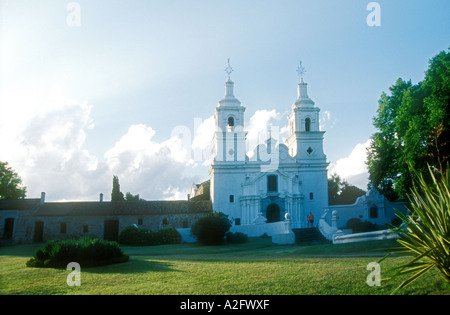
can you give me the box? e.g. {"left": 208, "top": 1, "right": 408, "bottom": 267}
{"left": 383, "top": 164, "right": 450, "bottom": 294}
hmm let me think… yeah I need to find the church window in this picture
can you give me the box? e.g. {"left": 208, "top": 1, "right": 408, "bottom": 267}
{"left": 227, "top": 117, "right": 234, "bottom": 131}
{"left": 229, "top": 195, "right": 234, "bottom": 203}
{"left": 305, "top": 117, "right": 311, "bottom": 132}
{"left": 267, "top": 175, "right": 278, "bottom": 192}
{"left": 235, "top": 218, "right": 241, "bottom": 226}
{"left": 310, "top": 192, "right": 314, "bottom": 200}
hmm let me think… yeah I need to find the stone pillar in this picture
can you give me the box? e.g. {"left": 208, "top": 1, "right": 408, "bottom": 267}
{"left": 332, "top": 210, "right": 339, "bottom": 229}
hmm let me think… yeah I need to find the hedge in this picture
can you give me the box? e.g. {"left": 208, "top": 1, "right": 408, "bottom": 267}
{"left": 118, "top": 226, "right": 181, "bottom": 246}
{"left": 26, "top": 236, "right": 129, "bottom": 268}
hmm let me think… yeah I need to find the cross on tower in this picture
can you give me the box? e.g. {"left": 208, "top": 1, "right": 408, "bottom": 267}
{"left": 296, "top": 61, "right": 306, "bottom": 83}
{"left": 224, "top": 58, "right": 234, "bottom": 80}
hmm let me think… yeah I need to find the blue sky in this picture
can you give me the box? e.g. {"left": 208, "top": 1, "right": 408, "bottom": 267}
{"left": 0, "top": 0, "right": 449, "bottom": 201}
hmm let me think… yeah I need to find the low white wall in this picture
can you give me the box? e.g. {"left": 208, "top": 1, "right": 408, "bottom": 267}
{"left": 318, "top": 218, "right": 339, "bottom": 241}
{"left": 177, "top": 222, "right": 293, "bottom": 244}
{"left": 333, "top": 229, "right": 399, "bottom": 244}
{"left": 176, "top": 228, "right": 197, "bottom": 243}
{"left": 230, "top": 221, "right": 286, "bottom": 237}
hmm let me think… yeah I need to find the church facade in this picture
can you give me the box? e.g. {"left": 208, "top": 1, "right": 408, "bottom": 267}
{"left": 209, "top": 67, "right": 329, "bottom": 230}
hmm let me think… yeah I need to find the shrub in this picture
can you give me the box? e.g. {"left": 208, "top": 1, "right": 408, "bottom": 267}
{"left": 155, "top": 228, "right": 181, "bottom": 245}
{"left": 26, "top": 236, "right": 129, "bottom": 268}
{"left": 225, "top": 232, "right": 248, "bottom": 244}
{"left": 345, "top": 218, "right": 378, "bottom": 233}
{"left": 384, "top": 165, "right": 450, "bottom": 293}
{"left": 118, "top": 226, "right": 158, "bottom": 246}
{"left": 191, "top": 212, "right": 232, "bottom": 245}
{"left": 118, "top": 226, "right": 181, "bottom": 246}
{"left": 391, "top": 216, "right": 403, "bottom": 227}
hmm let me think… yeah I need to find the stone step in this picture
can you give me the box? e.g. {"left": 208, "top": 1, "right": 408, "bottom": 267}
{"left": 292, "top": 228, "right": 331, "bottom": 246}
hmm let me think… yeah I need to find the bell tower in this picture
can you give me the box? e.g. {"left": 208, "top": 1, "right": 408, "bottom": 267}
{"left": 210, "top": 59, "right": 247, "bottom": 217}
{"left": 285, "top": 62, "right": 326, "bottom": 163}
{"left": 212, "top": 59, "right": 247, "bottom": 163}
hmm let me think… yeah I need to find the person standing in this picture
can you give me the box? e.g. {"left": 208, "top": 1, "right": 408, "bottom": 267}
{"left": 308, "top": 212, "right": 314, "bottom": 228}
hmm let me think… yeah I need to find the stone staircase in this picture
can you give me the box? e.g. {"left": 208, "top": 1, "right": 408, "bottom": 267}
{"left": 292, "top": 228, "right": 331, "bottom": 246}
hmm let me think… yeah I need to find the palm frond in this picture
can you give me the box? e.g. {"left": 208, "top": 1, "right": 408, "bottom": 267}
{"left": 385, "top": 163, "right": 450, "bottom": 293}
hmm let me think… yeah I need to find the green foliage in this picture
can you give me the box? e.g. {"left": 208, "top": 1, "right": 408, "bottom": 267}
{"left": 0, "top": 161, "right": 26, "bottom": 199}
{"left": 26, "top": 236, "right": 129, "bottom": 268}
{"left": 118, "top": 226, "right": 181, "bottom": 246}
{"left": 345, "top": 218, "right": 378, "bottom": 233}
{"left": 225, "top": 232, "right": 248, "bottom": 244}
{"left": 119, "top": 226, "right": 155, "bottom": 246}
{"left": 157, "top": 228, "right": 182, "bottom": 245}
{"left": 111, "top": 175, "right": 124, "bottom": 202}
{"left": 328, "top": 173, "right": 366, "bottom": 205}
{"left": 125, "top": 192, "right": 140, "bottom": 201}
{"left": 191, "top": 212, "right": 232, "bottom": 245}
{"left": 383, "top": 164, "right": 450, "bottom": 293}
{"left": 367, "top": 48, "right": 450, "bottom": 201}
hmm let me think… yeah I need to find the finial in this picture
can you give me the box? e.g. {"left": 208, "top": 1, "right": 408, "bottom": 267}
{"left": 296, "top": 60, "right": 306, "bottom": 83}
{"left": 224, "top": 58, "right": 234, "bottom": 81}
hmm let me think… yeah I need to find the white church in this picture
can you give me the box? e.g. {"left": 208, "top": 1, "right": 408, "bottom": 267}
{"left": 206, "top": 61, "right": 329, "bottom": 232}
{"left": 188, "top": 61, "right": 408, "bottom": 245}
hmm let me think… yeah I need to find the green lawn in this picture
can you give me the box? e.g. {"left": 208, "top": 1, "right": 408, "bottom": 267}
{"left": 1, "top": 238, "right": 449, "bottom": 295}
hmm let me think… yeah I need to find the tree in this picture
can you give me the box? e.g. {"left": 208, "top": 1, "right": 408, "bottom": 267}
{"left": 0, "top": 161, "right": 27, "bottom": 200}
{"left": 191, "top": 212, "right": 232, "bottom": 245}
{"left": 367, "top": 48, "right": 450, "bottom": 200}
{"left": 338, "top": 184, "right": 366, "bottom": 205}
{"left": 111, "top": 175, "right": 124, "bottom": 202}
{"left": 125, "top": 192, "right": 140, "bottom": 202}
{"left": 328, "top": 173, "right": 366, "bottom": 205}
{"left": 328, "top": 173, "right": 343, "bottom": 205}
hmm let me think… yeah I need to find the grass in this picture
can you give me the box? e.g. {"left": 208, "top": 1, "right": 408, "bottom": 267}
{"left": 1, "top": 238, "right": 449, "bottom": 295}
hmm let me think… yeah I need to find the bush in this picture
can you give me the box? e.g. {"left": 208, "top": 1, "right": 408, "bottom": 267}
{"left": 385, "top": 165, "right": 450, "bottom": 293}
{"left": 156, "top": 228, "right": 181, "bottom": 245}
{"left": 118, "top": 226, "right": 181, "bottom": 246}
{"left": 26, "top": 236, "right": 129, "bottom": 268}
{"left": 345, "top": 218, "right": 378, "bottom": 233}
{"left": 191, "top": 212, "right": 232, "bottom": 245}
{"left": 225, "top": 232, "right": 248, "bottom": 244}
{"left": 118, "top": 226, "right": 157, "bottom": 246}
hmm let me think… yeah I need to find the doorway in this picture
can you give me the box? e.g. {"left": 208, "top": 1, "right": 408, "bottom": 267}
{"left": 266, "top": 204, "right": 281, "bottom": 223}
{"left": 104, "top": 220, "right": 119, "bottom": 241}
{"left": 34, "top": 221, "right": 44, "bottom": 243}
{"left": 3, "top": 218, "right": 14, "bottom": 240}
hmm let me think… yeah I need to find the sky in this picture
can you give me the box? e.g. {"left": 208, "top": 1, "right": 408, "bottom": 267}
{"left": 0, "top": 0, "right": 449, "bottom": 202}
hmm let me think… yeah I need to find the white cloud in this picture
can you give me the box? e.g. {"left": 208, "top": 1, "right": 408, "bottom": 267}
{"left": 104, "top": 124, "right": 199, "bottom": 200}
{"left": 0, "top": 84, "right": 102, "bottom": 201}
{"left": 191, "top": 116, "right": 215, "bottom": 166}
{"left": 319, "top": 110, "right": 332, "bottom": 131}
{"left": 329, "top": 140, "right": 371, "bottom": 190}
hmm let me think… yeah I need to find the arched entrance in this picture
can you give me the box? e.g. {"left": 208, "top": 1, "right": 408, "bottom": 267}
{"left": 266, "top": 203, "right": 281, "bottom": 223}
